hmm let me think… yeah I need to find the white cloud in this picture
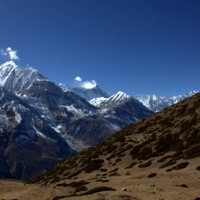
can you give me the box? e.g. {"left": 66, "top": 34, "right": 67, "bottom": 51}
{"left": 73, "top": 76, "right": 97, "bottom": 89}
{"left": 74, "top": 76, "right": 82, "bottom": 82}
{"left": 0, "top": 47, "right": 20, "bottom": 60}
{"left": 81, "top": 80, "right": 97, "bottom": 89}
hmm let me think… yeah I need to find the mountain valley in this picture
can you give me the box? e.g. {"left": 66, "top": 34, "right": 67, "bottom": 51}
{"left": 0, "top": 61, "right": 199, "bottom": 200}
{"left": 0, "top": 88, "right": 199, "bottom": 200}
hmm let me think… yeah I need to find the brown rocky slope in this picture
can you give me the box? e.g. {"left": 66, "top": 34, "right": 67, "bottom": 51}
{"left": 1, "top": 92, "right": 200, "bottom": 200}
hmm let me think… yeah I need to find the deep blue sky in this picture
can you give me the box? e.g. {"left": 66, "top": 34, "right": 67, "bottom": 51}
{"left": 0, "top": 0, "right": 199, "bottom": 96}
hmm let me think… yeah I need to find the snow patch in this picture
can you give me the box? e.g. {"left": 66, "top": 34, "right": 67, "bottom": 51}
{"left": 65, "top": 105, "right": 85, "bottom": 117}
{"left": 33, "top": 126, "right": 47, "bottom": 139}
{"left": 12, "top": 106, "right": 22, "bottom": 124}
{"left": 89, "top": 97, "right": 107, "bottom": 107}
{"left": 15, "top": 112, "right": 22, "bottom": 124}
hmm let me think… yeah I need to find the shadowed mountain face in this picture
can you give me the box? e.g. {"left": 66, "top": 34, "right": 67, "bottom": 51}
{"left": 34, "top": 93, "right": 200, "bottom": 199}
{"left": 0, "top": 87, "right": 75, "bottom": 180}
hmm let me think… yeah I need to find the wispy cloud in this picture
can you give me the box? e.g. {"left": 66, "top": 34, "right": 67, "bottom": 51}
{"left": 0, "top": 47, "right": 20, "bottom": 61}
{"left": 74, "top": 76, "right": 97, "bottom": 89}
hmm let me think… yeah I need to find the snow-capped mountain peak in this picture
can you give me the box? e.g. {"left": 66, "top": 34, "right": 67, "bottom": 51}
{"left": 170, "top": 91, "right": 198, "bottom": 103}
{"left": 134, "top": 94, "right": 163, "bottom": 109}
{"left": 112, "top": 91, "right": 130, "bottom": 101}
{"left": 0, "top": 61, "right": 45, "bottom": 95}
{"left": 107, "top": 91, "right": 130, "bottom": 101}
{"left": 90, "top": 91, "right": 131, "bottom": 108}
{"left": 135, "top": 91, "right": 199, "bottom": 112}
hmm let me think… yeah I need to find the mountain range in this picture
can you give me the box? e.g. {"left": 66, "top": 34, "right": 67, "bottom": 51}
{"left": 0, "top": 61, "right": 197, "bottom": 180}
{"left": 134, "top": 91, "right": 198, "bottom": 112}
{"left": 0, "top": 61, "right": 152, "bottom": 179}
{"left": 32, "top": 90, "right": 200, "bottom": 200}
{"left": 88, "top": 89, "right": 198, "bottom": 112}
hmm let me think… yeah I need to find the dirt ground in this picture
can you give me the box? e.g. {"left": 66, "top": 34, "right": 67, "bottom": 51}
{"left": 0, "top": 157, "right": 199, "bottom": 200}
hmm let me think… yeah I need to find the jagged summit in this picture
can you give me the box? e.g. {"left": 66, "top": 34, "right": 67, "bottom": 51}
{"left": 0, "top": 61, "right": 45, "bottom": 95}
{"left": 90, "top": 91, "right": 131, "bottom": 108}
{"left": 104, "top": 91, "right": 130, "bottom": 104}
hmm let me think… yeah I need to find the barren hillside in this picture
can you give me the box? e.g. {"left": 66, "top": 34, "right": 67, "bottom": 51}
{"left": 0, "top": 93, "right": 200, "bottom": 200}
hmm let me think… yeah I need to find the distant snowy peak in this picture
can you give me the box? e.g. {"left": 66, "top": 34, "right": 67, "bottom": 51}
{"left": 90, "top": 91, "right": 131, "bottom": 108}
{"left": 170, "top": 91, "right": 198, "bottom": 103}
{"left": 135, "top": 91, "right": 199, "bottom": 112}
{"left": 134, "top": 95, "right": 167, "bottom": 111}
{"left": 0, "top": 61, "right": 45, "bottom": 95}
{"left": 72, "top": 85, "right": 109, "bottom": 101}
{"left": 106, "top": 91, "right": 131, "bottom": 104}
